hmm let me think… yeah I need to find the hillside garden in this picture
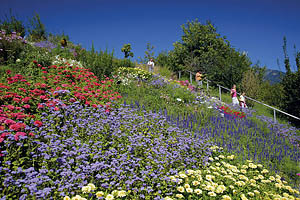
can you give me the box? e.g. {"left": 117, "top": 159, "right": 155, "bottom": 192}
{"left": 0, "top": 15, "right": 300, "bottom": 200}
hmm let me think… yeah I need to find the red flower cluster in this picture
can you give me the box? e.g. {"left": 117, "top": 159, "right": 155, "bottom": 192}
{"left": 0, "top": 60, "right": 123, "bottom": 153}
{"left": 218, "top": 105, "right": 246, "bottom": 119}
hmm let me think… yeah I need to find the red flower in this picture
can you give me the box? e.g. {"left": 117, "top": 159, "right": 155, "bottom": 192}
{"left": 33, "top": 60, "right": 37, "bottom": 64}
{"left": 14, "top": 132, "right": 26, "bottom": 141}
{"left": 34, "top": 120, "right": 43, "bottom": 127}
{"left": 23, "top": 104, "right": 30, "bottom": 109}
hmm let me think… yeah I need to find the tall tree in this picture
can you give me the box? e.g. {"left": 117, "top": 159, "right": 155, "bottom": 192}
{"left": 282, "top": 36, "right": 291, "bottom": 74}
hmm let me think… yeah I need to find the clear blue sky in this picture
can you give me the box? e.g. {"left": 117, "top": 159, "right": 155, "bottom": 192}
{"left": 1, "top": 0, "right": 300, "bottom": 71}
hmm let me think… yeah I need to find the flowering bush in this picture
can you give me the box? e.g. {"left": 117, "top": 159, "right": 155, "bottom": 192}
{"left": 0, "top": 30, "right": 27, "bottom": 65}
{"left": 113, "top": 67, "right": 153, "bottom": 85}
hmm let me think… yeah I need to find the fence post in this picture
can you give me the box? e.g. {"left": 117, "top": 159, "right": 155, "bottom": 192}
{"left": 219, "top": 85, "right": 222, "bottom": 101}
{"left": 273, "top": 109, "right": 277, "bottom": 123}
{"left": 179, "top": 71, "right": 181, "bottom": 80}
{"left": 190, "top": 72, "right": 192, "bottom": 84}
{"left": 206, "top": 80, "right": 209, "bottom": 92}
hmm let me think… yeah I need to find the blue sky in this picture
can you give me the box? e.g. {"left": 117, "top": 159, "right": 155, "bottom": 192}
{"left": 1, "top": 0, "right": 300, "bottom": 71}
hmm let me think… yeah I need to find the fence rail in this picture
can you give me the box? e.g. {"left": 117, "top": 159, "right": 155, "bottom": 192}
{"left": 179, "top": 70, "right": 300, "bottom": 123}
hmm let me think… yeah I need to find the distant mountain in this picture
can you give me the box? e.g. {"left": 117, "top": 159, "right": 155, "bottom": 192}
{"left": 263, "top": 69, "right": 285, "bottom": 84}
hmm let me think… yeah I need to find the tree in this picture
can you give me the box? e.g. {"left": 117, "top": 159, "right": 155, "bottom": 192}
{"left": 283, "top": 36, "right": 291, "bottom": 74}
{"left": 121, "top": 43, "right": 134, "bottom": 58}
{"left": 28, "top": 13, "right": 46, "bottom": 41}
{"left": 168, "top": 19, "right": 251, "bottom": 88}
{"left": 240, "top": 69, "right": 261, "bottom": 107}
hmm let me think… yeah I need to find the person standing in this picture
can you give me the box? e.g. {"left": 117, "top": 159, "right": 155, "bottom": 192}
{"left": 231, "top": 85, "right": 239, "bottom": 106}
{"left": 239, "top": 92, "right": 247, "bottom": 108}
{"left": 195, "top": 71, "right": 203, "bottom": 91}
{"left": 147, "top": 58, "right": 155, "bottom": 73}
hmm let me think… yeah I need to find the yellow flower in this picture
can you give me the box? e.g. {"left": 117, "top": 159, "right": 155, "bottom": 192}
{"left": 175, "top": 194, "right": 184, "bottom": 198}
{"left": 240, "top": 193, "right": 248, "bottom": 200}
{"left": 82, "top": 186, "right": 92, "bottom": 193}
{"left": 216, "top": 162, "right": 221, "bottom": 166}
{"left": 268, "top": 176, "right": 275, "bottom": 181}
{"left": 164, "top": 197, "right": 173, "bottom": 200}
{"left": 87, "top": 183, "right": 96, "bottom": 190}
{"left": 258, "top": 175, "right": 264, "bottom": 179}
{"left": 63, "top": 196, "right": 71, "bottom": 200}
{"left": 208, "top": 191, "right": 217, "bottom": 197}
{"left": 194, "top": 189, "right": 202, "bottom": 195}
{"left": 192, "top": 180, "right": 200, "bottom": 186}
{"left": 96, "top": 191, "right": 104, "bottom": 198}
{"left": 187, "top": 169, "right": 195, "bottom": 175}
{"left": 117, "top": 190, "right": 126, "bottom": 197}
{"left": 241, "top": 165, "right": 248, "bottom": 169}
{"left": 219, "top": 155, "right": 225, "bottom": 159}
{"left": 105, "top": 194, "right": 114, "bottom": 200}
{"left": 206, "top": 175, "right": 214, "bottom": 181}
{"left": 215, "top": 185, "right": 226, "bottom": 194}
{"left": 177, "top": 186, "right": 184, "bottom": 193}
{"left": 222, "top": 195, "right": 232, "bottom": 200}
{"left": 184, "top": 183, "right": 190, "bottom": 188}
{"left": 205, "top": 185, "right": 215, "bottom": 191}
{"left": 241, "top": 169, "right": 247, "bottom": 174}
{"left": 247, "top": 192, "right": 254, "bottom": 197}
{"left": 229, "top": 185, "right": 234, "bottom": 189}
{"left": 249, "top": 163, "right": 257, "bottom": 169}
{"left": 71, "top": 195, "right": 82, "bottom": 200}
{"left": 186, "top": 188, "right": 193, "bottom": 193}
{"left": 179, "top": 173, "right": 187, "bottom": 179}
{"left": 253, "top": 190, "right": 260, "bottom": 195}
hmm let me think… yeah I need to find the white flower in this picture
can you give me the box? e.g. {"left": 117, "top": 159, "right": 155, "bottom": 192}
{"left": 117, "top": 190, "right": 126, "bottom": 197}
{"left": 82, "top": 186, "right": 92, "bottom": 193}
{"left": 176, "top": 98, "right": 182, "bottom": 102}
{"left": 105, "top": 194, "right": 114, "bottom": 200}
{"left": 194, "top": 189, "right": 202, "bottom": 195}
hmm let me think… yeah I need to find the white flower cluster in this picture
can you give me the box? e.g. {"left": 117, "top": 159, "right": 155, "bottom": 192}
{"left": 52, "top": 55, "right": 84, "bottom": 68}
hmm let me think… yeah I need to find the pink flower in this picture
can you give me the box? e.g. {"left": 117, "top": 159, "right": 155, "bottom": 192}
{"left": 297, "top": 173, "right": 300, "bottom": 176}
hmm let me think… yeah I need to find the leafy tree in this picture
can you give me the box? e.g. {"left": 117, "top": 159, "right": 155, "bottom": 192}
{"left": 240, "top": 69, "right": 261, "bottom": 107}
{"left": 121, "top": 43, "right": 134, "bottom": 58}
{"left": 28, "top": 13, "right": 47, "bottom": 41}
{"left": 156, "top": 50, "right": 170, "bottom": 67}
{"left": 280, "top": 39, "right": 300, "bottom": 126}
{"left": 0, "top": 9, "right": 26, "bottom": 37}
{"left": 168, "top": 19, "right": 251, "bottom": 88}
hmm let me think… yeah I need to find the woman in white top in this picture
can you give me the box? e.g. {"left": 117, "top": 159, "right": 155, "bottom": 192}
{"left": 147, "top": 58, "right": 155, "bottom": 73}
{"left": 239, "top": 92, "right": 247, "bottom": 108}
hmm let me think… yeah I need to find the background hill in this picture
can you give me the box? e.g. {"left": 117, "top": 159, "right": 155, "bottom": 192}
{"left": 264, "top": 69, "right": 285, "bottom": 84}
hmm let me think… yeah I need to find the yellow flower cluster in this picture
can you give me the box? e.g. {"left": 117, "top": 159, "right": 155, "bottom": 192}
{"left": 64, "top": 183, "right": 128, "bottom": 200}
{"left": 165, "top": 147, "right": 300, "bottom": 200}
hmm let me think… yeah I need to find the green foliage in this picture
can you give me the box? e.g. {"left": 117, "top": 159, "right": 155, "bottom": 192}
{"left": 156, "top": 50, "right": 170, "bottom": 68}
{"left": 281, "top": 71, "right": 300, "bottom": 126}
{"left": 0, "top": 30, "right": 27, "bottom": 65}
{"left": 0, "top": 9, "right": 26, "bottom": 37}
{"left": 27, "top": 13, "right": 47, "bottom": 42}
{"left": 167, "top": 19, "right": 251, "bottom": 88}
{"left": 121, "top": 43, "right": 134, "bottom": 58}
{"left": 240, "top": 69, "right": 261, "bottom": 107}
